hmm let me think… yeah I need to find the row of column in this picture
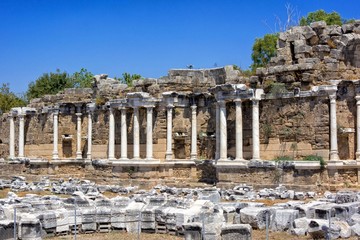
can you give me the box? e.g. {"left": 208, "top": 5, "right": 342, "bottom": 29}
{"left": 9, "top": 93, "right": 360, "bottom": 162}
{"left": 107, "top": 106, "right": 155, "bottom": 161}
{"left": 216, "top": 98, "right": 260, "bottom": 162}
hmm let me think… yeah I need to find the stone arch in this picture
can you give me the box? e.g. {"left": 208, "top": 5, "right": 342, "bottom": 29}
{"left": 344, "top": 37, "right": 360, "bottom": 68}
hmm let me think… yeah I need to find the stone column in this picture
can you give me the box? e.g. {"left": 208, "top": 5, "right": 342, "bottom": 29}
{"left": 133, "top": 107, "right": 140, "bottom": 159}
{"left": 356, "top": 96, "right": 360, "bottom": 161}
{"left": 146, "top": 106, "right": 154, "bottom": 160}
{"left": 108, "top": 107, "right": 115, "bottom": 160}
{"left": 86, "top": 110, "right": 93, "bottom": 160}
{"left": 219, "top": 100, "right": 227, "bottom": 161}
{"left": 75, "top": 106, "right": 83, "bottom": 160}
{"left": 234, "top": 99, "right": 244, "bottom": 161}
{"left": 329, "top": 93, "right": 340, "bottom": 161}
{"left": 165, "top": 105, "right": 173, "bottom": 160}
{"left": 8, "top": 114, "right": 15, "bottom": 159}
{"left": 120, "top": 107, "right": 128, "bottom": 160}
{"left": 18, "top": 113, "right": 25, "bottom": 158}
{"left": 252, "top": 99, "right": 260, "bottom": 160}
{"left": 215, "top": 103, "right": 220, "bottom": 160}
{"left": 190, "top": 105, "right": 197, "bottom": 160}
{"left": 52, "top": 110, "right": 59, "bottom": 160}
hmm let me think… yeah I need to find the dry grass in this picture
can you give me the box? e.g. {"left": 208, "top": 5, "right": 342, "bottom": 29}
{"left": 48, "top": 232, "right": 182, "bottom": 240}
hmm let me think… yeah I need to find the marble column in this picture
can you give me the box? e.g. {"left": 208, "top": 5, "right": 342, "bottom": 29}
{"left": 146, "top": 106, "right": 154, "bottom": 160}
{"left": 133, "top": 107, "right": 140, "bottom": 159}
{"left": 215, "top": 103, "right": 220, "bottom": 160}
{"left": 120, "top": 107, "right": 128, "bottom": 160}
{"left": 108, "top": 107, "right": 115, "bottom": 160}
{"left": 190, "top": 105, "right": 197, "bottom": 160}
{"left": 329, "top": 94, "right": 339, "bottom": 161}
{"left": 356, "top": 96, "right": 360, "bottom": 161}
{"left": 8, "top": 114, "right": 15, "bottom": 159}
{"left": 52, "top": 110, "right": 59, "bottom": 160}
{"left": 252, "top": 99, "right": 260, "bottom": 160}
{"left": 165, "top": 105, "right": 173, "bottom": 160}
{"left": 219, "top": 100, "right": 227, "bottom": 161}
{"left": 234, "top": 99, "right": 244, "bottom": 161}
{"left": 86, "top": 110, "right": 93, "bottom": 160}
{"left": 18, "top": 113, "right": 25, "bottom": 158}
{"left": 76, "top": 107, "right": 83, "bottom": 160}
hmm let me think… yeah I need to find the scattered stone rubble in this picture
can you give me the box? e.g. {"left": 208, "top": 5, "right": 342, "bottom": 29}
{"left": 0, "top": 177, "right": 360, "bottom": 239}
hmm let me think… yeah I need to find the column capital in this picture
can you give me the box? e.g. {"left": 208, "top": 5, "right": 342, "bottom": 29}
{"left": 167, "top": 104, "right": 174, "bottom": 109}
{"left": 144, "top": 105, "right": 155, "bottom": 109}
{"left": 355, "top": 95, "right": 360, "bottom": 102}
{"left": 218, "top": 100, "right": 226, "bottom": 108}
{"left": 234, "top": 98, "right": 243, "bottom": 103}
{"left": 191, "top": 105, "right": 197, "bottom": 111}
{"left": 76, "top": 112, "right": 82, "bottom": 117}
{"left": 329, "top": 94, "right": 337, "bottom": 103}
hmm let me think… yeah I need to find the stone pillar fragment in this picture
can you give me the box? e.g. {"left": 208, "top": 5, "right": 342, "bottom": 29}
{"left": 18, "top": 113, "right": 25, "bottom": 158}
{"left": 120, "top": 107, "right": 128, "bottom": 160}
{"left": 133, "top": 107, "right": 140, "bottom": 159}
{"left": 165, "top": 105, "right": 173, "bottom": 160}
{"left": 329, "top": 94, "right": 339, "bottom": 161}
{"left": 190, "top": 105, "right": 197, "bottom": 160}
{"left": 75, "top": 106, "right": 82, "bottom": 160}
{"left": 251, "top": 99, "right": 260, "bottom": 160}
{"left": 215, "top": 103, "right": 220, "bottom": 160}
{"left": 108, "top": 107, "right": 115, "bottom": 160}
{"left": 146, "top": 106, "right": 154, "bottom": 160}
{"left": 86, "top": 107, "right": 94, "bottom": 161}
{"left": 52, "top": 110, "right": 59, "bottom": 160}
{"left": 219, "top": 100, "right": 227, "bottom": 161}
{"left": 8, "top": 114, "right": 15, "bottom": 159}
{"left": 234, "top": 99, "right": 244, "bottom": 161}
{"left": 356, "top": 96, "right": 360, "bottom": 161}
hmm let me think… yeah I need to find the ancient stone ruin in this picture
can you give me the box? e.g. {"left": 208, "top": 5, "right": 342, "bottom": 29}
{"left": 1, "top": 20, "right": 360, "bottom": 238}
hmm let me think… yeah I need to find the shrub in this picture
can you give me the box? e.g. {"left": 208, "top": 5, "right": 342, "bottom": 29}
{"left": 273, "top": 155, "right": 293, "bottom": 161}
{"left": 303, "top": 155, "right": 326, "bottom": 169}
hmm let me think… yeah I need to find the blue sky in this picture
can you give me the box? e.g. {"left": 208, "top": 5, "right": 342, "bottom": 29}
{"left": 0, "top": 0, "right": 359, "bottom": 94}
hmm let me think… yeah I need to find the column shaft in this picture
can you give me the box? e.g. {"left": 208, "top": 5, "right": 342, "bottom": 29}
{"left": 87, "top": 112, "right": 92, "bottom": 160}
{"left": 146, "top": 107, "right": 154, "bottom": 159}
{"left": 356, "top": 96, "right": 360, "bottom": 161}
{"left": 215, "top": 103, "right": 220, "bottom": 160}
{"left": 252, "top": 99, "right": 260, "bottom": 160}
{"left": 133, "top": 107, "right": 140, "bottom": 159}
{"left": 120, "top": 108, "right": 128, "bottom": 160}
{"left": 219, "top": 101, "right": 227, "bottom": 160}
{"left": 52, "top": 112, "right": 59, "bottom": 159}
{"left": 235, "top": 99, "right": 244, "bottom": 160}
{"left": 108, "top": 108, "right": 115, "bottom": 160}
{"left": 18, "top": 114, "right": 25, "bottom": 158}
{"left": 76, "top": 112, "right": 82, "bottom": 159}
{"left": 190, "top": 105, "right": 197, "bottom": 160}
{"left": 329, "top": 94, "right": 339, "bottom": 161}
{"left": 9, "top": 115, "right": 15, "bottom": 159}
{"left": 165, "top": 105, "right": 173, "bottom": 160}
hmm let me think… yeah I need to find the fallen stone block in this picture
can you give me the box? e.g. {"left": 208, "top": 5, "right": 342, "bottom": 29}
{"left": 220, "top": 224, "right": 252, "bottom": 240}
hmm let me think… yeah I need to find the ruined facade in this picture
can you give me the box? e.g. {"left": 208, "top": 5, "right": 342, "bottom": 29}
{"left": 1, "top": 21, "right": 360, "bottom": 187}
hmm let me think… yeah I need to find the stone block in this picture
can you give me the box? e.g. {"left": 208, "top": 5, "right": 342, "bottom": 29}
{"left": 220, "top": 224, "right": 252, "bottom": 240}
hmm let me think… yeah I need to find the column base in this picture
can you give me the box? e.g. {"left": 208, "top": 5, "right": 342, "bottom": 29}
{"left": 165, "top": 153, "right": 173, "bottom": 160}
{"left": 146, "top": 157, "right": 154, "bottom": 161}
{"left": 356, "top": 151, "right": 360, "bottom": 161}
{"left": 52, "top": 155, "right": 59, "bottom": 160}
{"left": 330, "top": 151, "right": 340, "bottom": 161}
{"left": 120, "top": 157, "right": 129, "bottom": 161}
{"left": 108, "top": 157, "right": 116, "bottom": 161}
{"left": 190, "top": 154, "right": 197, "bottom": 160}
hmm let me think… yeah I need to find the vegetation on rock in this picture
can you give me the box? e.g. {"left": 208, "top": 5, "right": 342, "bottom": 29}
{"left": 0, "top": 83, "right": 26, "bottom": 114}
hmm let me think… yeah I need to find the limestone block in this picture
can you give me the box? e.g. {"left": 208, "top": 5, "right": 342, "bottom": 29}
{"left": 220, "top": 224, "right": 252, "bottom": 240}
{"left": 351, "top": 223, "right": 360, "bottom": 236}
{"left": 240, "top": 207, "right": 270, "bottom": 229}
{"left": 270, "top": 209, "right": 299, "bottom": 232}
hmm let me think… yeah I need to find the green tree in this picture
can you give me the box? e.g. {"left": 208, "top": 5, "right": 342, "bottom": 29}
{"left": 250, "top": 33, "right": 278, "bottom": 72}
{"left": 71, "top": 68, "right": 94, "bottom": 88}
{"left": 120, "top": 73, "right": 141, "bottom": 86}
{"left": 299, "top": 10, "right": 343, "bottom": 26}
{"left": 26, "top": 69, "right": 72, "bottom": 100}
{"left": 0, "top": 83, "right": 26, "bottom": 114}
